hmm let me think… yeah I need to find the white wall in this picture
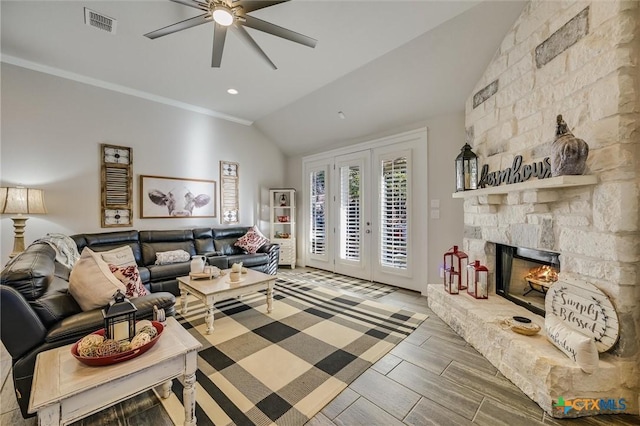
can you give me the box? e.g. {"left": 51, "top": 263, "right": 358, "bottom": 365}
{"left": 0, "top": 63, "right": 286, "bottom": 265}
{"left": 285, "top": 112, "right": 465, "bottom": 286}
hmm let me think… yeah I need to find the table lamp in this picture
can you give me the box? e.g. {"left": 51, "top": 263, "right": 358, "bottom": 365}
{"left": 0, "top": 187, "right": 47, "bottom": 258}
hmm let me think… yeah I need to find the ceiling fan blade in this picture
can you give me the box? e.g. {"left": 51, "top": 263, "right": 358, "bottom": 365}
{"left": 144, "top": 13, "right": 210, "bottom": 39}
{"left": 211, "top": 23, "right": 228, "bottom": 68}
{"left": 170, "top": 0, "right": 209, "bottom": 11}
{"left": 232, "top": 24, "right": 277, "bottom": 70}
{"left": 238, "top": 0, "right": 290, "bottom": 13}
{"left": 242, "top": 15, "right": 317, "bottom": 48}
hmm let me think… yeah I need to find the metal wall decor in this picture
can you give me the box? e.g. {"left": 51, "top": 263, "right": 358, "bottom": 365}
{"left": 479, "top": 155, "right": 552, "bottom": 188}
{"left": 101, "top": 144, "right": 133, "bottom": 227}
{"left": 220, "top": 161, "right": 239, "bottom": 224}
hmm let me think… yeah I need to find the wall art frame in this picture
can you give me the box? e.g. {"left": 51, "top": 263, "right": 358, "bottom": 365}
{"left": 140, "top": 175, "right": 216, "bottom": 218}
{"left": 220, "top": 161, "right": 239, "bottom": 224}
{"left": 101, "top": 144, "right": 133, "bottom": 227}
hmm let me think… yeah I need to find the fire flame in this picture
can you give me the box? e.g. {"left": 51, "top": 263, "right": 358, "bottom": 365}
{"left": 525, "top": 265, "right": 558, "bottom": 283}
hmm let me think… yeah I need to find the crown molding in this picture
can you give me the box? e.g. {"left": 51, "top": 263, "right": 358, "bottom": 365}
{"left": 1, "top": 55, "right": 253, "bottom": 126}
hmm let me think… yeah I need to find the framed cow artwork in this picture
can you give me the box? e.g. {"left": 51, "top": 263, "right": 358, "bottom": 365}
{"left": 140, "top": 175, "right": 216, "bottom": 218}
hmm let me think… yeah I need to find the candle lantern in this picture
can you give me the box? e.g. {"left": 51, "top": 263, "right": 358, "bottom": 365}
{"left": 102, "top": 290, "right": 137, "bottom": 342}
{"left": 455, "top": 143, "right": 478, "bottom": 191}
{"left": 467, "top": 260, "right": 489, "bottom": 299}
{"left": 443, "top": 245, "right": 468, "bottom": 290}
{"left": 444, "top": 266, "right": 459, "bottom": 294}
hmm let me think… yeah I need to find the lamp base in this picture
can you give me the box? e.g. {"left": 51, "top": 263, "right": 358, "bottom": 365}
{"left": 8, "top": 216, "right": 28, "bottom": 259}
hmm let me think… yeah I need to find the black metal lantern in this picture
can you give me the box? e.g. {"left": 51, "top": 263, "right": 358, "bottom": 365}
{"left": 102, "top": 290, "right": 137, "bottom": 342}
{"left": 455, "top": 143, "right": 478, "bottom": 191}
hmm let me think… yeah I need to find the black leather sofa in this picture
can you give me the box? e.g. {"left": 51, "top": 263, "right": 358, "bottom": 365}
{"left": 0, "top": 226, "right": 279, "bottom": 418}
{"left": 71, "top": 226, "right": 280, "bottom": 296}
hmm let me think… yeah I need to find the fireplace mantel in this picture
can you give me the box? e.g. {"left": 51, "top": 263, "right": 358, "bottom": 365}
{"left": 451, "top": 175, "right": 597, "bottom": 199}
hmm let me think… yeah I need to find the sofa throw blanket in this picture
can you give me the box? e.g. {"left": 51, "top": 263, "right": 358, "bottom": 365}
{"left": 32, "top": 233, "right": 81, "bottom": 269}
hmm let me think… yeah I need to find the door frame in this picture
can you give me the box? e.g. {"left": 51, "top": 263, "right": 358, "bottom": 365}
{"left": 301, "top": 128, "right": 428, "bottom": 292}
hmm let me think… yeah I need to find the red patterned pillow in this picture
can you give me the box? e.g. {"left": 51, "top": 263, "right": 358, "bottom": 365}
{"left": 234, "top": 226, "right": 269, "bottom": 254}
{"left": 108, "top": 264, "right": 149, "bottom": 298}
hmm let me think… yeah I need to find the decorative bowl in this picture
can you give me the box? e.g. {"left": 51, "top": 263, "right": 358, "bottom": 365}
{"left": 277, "top": 215, "right": 290, "bottom": 222}
{"left": 71, "top": 321, "right": 164, "bottom": 366}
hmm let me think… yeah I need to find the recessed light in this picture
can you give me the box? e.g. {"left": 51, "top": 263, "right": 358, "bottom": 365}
{"left": 227, "top": 88, "right": 238, "bottom": 95}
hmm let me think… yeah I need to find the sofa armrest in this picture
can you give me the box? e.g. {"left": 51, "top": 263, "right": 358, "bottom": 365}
{"left": 1, "top": 286, "right": 47, "bottom": 360}
{"left": 257, "top": 243, "right": 280, "bottom": 275}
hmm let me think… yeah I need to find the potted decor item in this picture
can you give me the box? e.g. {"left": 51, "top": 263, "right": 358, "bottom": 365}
{"left": 550, "top": 114, "right": 589, "bottom": 176}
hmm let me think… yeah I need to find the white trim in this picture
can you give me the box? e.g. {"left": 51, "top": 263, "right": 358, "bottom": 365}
{"left": 1, "top": 55, "right": 253, "bottom": 126}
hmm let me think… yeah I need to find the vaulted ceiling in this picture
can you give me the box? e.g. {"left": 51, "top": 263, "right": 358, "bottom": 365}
{"left": 1, "top": 0, "right": 526, "bottom": 156}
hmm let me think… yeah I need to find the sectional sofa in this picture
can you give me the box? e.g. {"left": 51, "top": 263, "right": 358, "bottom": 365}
{"left": 0, "top": 226, "right": 279, "bottom": 418}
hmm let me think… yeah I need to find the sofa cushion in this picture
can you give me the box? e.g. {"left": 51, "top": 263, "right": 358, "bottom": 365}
{"left": 45, "top": 292, "right": 176, "bottom": 344}
{"left": 109, "top": 264, "right": 149, "bottom": 298}
{"left": 214, "top": 238, "right": 245, "bottom": 256}
{"left": 234, "top": 226, "right": 269, "bottom": 254}
{"left": 72, "top": 231, "right": 143, "bottom": 266}
{"left": 99, "top": 245, "right": 137, "bottom": 268}
{"left": 0, "top": 243, "right": 56, "bottom": 300}
{"left": 147, "top": 263, "right": 191, "bottom": 282}
{"left": 155, "top": 249, "right": 191, "bottom": 265}
{"left": 193, "top": 228, "right": 215, "bottom": 254}
{"left": 226, "top": 253, "right": 269, "bottom": 268}
{"left": 69, "top": 248, "right": 126, "bottom": 311}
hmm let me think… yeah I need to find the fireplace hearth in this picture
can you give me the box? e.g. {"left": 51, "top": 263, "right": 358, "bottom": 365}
{"left": 495, "top": 243, "right": 560, "bottom": 316}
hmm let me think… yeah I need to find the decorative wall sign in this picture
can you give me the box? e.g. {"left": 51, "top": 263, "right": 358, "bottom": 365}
{"left": 220, "top": 161, "right": 239, "bottom": 224}
{"left": 101, "top": 144, "right": 133, "bottom": 227}
{"left": 479, "top": 155, "right": 552, "bottom": 188}
{"left": 545, "top": 275, "right": 619, "bottom": 353}
{"left": 140, "top": 175, "right": 216, "bottom": 218}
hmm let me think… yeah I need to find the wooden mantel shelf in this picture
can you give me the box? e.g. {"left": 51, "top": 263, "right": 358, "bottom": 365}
{"left": 452, "top": 175, "right": 598, "bottom": 199}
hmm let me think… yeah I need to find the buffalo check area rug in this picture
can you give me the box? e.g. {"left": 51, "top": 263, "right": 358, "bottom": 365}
{"left": 276, "top": 267, "right": 398, "bottom": 299}
{"left": 162, "top": 279, "right": 427, "bottom": 425}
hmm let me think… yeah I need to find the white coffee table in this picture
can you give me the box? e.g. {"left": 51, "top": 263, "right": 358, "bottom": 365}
{"left": 28, "top": 317, "right": 202, "bottom": 426}
{"left": 178, "top": 269, "right": 276, "bottom": 334}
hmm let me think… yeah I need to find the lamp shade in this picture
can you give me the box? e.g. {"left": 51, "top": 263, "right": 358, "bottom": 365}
{"left": 0, "top": 187, "right": 47, "bottom": 215}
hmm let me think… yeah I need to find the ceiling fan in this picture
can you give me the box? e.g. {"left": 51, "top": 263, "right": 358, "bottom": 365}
{"left": 144, "top": 0, "right": 317, "bottom": 69}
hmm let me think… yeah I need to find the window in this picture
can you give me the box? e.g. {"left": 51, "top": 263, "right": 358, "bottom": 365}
{"left": 309, "top": 169, "right": 327, "bottom": 255}
{"left": 340, "top": 165, "right": 361, "bottom": 261}
{"left": 380, "top": 156, "right": 408, "bottom": 269}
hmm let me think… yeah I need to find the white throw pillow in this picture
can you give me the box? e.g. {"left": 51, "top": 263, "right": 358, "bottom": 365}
{"left": 155, "top": 249, "right": 191, "bottom": 265}
{"left": 545, "top": 314, "right": 599, "bottom": 374}
{"left": 99, "top": 245, "right": 137, "bottom": 268}
{"left": 69, "top": 247, "right": 127, "bottom": 311}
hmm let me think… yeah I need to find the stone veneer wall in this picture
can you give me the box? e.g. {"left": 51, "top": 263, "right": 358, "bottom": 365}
{"left": 461, "top": 0, "right": 639, "bottom": 412}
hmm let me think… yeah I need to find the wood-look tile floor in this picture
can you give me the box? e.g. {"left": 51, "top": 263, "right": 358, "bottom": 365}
{"left": 2, "top": 269, "right": 639, "bottom": 425}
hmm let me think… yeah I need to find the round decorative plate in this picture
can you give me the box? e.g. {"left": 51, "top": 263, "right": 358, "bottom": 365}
{"left": 71, "top": 321, "right": 164, "bottom": 366}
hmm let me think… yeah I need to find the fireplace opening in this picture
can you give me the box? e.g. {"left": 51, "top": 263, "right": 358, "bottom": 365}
{"left": 495, "top": 243, "right": 560, "bottom": 316}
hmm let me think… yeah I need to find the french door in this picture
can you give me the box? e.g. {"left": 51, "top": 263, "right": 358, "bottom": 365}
{"left": 304, "top": 140, "right": 417, "bottom": 289}
{"left": 334, "top": 151, "right": 371, "bottom": 280}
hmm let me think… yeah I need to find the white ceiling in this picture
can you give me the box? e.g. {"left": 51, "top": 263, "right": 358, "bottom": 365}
{"left": 1, "top": 0, "right": 526, "bottom": 156}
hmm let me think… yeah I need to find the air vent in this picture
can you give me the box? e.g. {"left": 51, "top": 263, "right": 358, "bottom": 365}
{"left": 84, "top": 8, "right": 117, "bottom": 34}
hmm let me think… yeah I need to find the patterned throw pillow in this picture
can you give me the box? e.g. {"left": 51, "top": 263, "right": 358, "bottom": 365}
{"left": 154, "top": 249, "right": 191, "bottom": 265}
{"left": 234, "top": 226, "right": 269, "bottom": 254}
{"left": 109, "top": 264, "right": 149, "bottom": 298}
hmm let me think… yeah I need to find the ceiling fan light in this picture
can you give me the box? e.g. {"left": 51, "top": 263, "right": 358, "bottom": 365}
{"left": 212, "top": 7, "right": 234, "bottom": 26}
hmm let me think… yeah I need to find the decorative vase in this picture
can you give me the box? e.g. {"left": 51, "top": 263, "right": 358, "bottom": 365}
{"left": 190, "top": 255, "right": 206, "bottom": 274}
{"left": 550, "top": 115, "right": 589, "bottom": 176}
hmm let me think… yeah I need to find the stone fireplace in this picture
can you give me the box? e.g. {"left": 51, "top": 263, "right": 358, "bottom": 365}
{"left": 429, "top": 0, "right": 639, "bottom": 419}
